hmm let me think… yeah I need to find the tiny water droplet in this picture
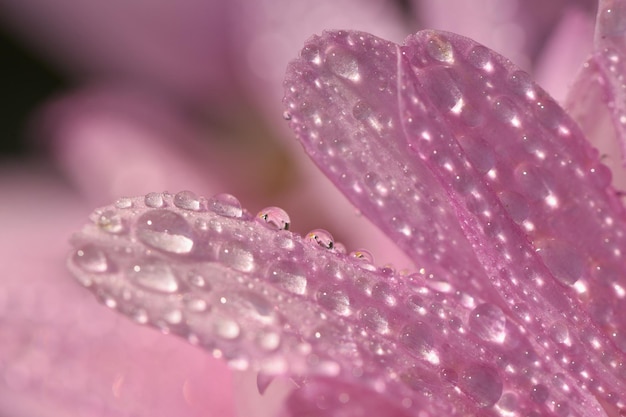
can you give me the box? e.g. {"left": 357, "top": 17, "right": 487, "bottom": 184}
{"left": 187, "top": 271, "right": 210, "bottom": 290}
{"left": 73, "top": 245, "right": 109, "bottom": 273}
{"left": 144, "top": 192, "right": 165, "bottom": 208}
{"left": 460, "top": 364, "right": 503, "bottom": 407}
{"left": 131, "top": 308, "right": 149, "bottom": 324}
{"left": 97, "top": 210, "right": 125, "bottom": 234}
{"left": 128, "top": 260, "right": 179, "bottom": 293}
{"left": 549, "top": 321, "right": 571, "bottom": 346}
{"left": 349, "top": 249, "right": 376, "bottom": 270}
{"left": 185, "top": 296, "right": 208, "bottom": 312}
{"left": 469, "top": 303, "right": 507, "bottom": 344}
{"left": 359, "top": 307, "right": 389, "bottom": 334}
{"left": 530, "top": 384, "right": 549, "bottom": 404}
{"left": 164, "top": 309, "right": 183, "bottom": 324}
{"left": 115, "top": 197, "right": 133, "bottom": 209}
{"left": 209, "top": 193, "right": 243, "bottom": 218}
{"left": 306, "top": 229, "right": 334, "bottom": 250}
{"left": 300, "top": 44, "right": 321, "bottom": 64}
{"left": 282, "top": 111, "right": 292, "bottom": 120}
{"left": 256, "top": 206, "right": 290, "bottom": 230}
{"left": 136, "top": 210, "right": 195, "bottom": 254}
{"left": 467, "top": 45, "right": 493, "bottom": 71}
{"left": 174, "top": 190, "right": 201, "bottom": 211}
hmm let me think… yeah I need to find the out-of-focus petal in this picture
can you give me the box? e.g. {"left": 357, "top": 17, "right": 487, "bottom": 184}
{"left": 0, "top": 165, "right": 237, "bottom": 417}
{"left": 566, "top": 0, "right": 626, "bottom": 191}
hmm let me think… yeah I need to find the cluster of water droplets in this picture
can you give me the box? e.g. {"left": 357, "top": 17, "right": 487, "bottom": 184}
{"left": 67, "top": 189, "right": 626, "bottom": 416}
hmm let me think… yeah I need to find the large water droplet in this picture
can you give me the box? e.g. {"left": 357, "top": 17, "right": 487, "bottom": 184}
{"left": 128, "top": 260, "right": 179, "bottom": 293}
{"left": 536, "top": 240, "right": 584, "bottom": 286}
{"left": 72, "top": 245, "right": 109, "bottom": 273}
{"left": 467, "top": 45, "right": 493, "bottom": 71}
{"left": 460, "top": 364, "right": 503, "bottom": 407}
{"left": 399, "top": 322, "right": 435, "bottom": 359}
{"left": 144, "top": 192, "right": 164, "bottom": 208}
{"left": 136, "top": 210, "right": 195, "bottom": 254}
{"left": 209, "top": 193, "right": 243, "bottom": 218}
{"left": 469, "top": 303, "right": 507, "bottom": 344}
{"left": 256, "top": 207, "right": 290, "bottom": 230}
{"left": 174, "top": 190, "right": 201, "bottom": 211}
{"left": 325, "top": 47, "right": 360, "bottom": 82}
{"left": 306, "top": 229, "right": 335, "bottom": 250}
{"left": 219, "top": 243, "right": 254, "bottom": 272}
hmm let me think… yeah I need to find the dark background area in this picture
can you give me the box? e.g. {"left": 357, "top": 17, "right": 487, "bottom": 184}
{"left": 0, "top": 26, "right": 66, "bottom": 156}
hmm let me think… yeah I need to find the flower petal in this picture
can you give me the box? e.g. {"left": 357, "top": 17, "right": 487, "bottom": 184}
{"left": 285, "top": 28, "right": 626, "bottom": 415}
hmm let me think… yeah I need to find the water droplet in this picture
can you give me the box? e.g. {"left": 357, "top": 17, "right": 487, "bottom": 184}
{"left": 213, "top": 316, "right": 240, "bottom": 339}
{"left": 128, "top": 260, "right": 179, "bottom": 293}
{"left": 364, "top": 172, "right": 389, "bottom": 197}
{"left": 498, "top": 190, "right": 530, "bottom": 224}
{"left": 530, "top": 384, "right": 549, "bottom": 403}
{"left": 399, "top": 322, "right": 435, "bottom": 359}
{"left": 325, "top": 47, "right": 360, "bottom": 82}
{"left": 359, "top": 307, "right": 389, "bottom": 334}
{"left": 256, "top": 331, "right": 281, "bottom": 351}
{"left": 131, "top": 308, "right": 149, "bottom": 324}
{"left": 460, "top": 364, "right": 503, "bottom": 407}
{"left": 256, "top": 207, "right": 290, "bottom": 230}
{"left": 549, "top": 321, "right": 571, "bottom": 346}
{"left": 493, "top": 96, "right": 521, "bottom": 127}
{"left": 174, "top": 190, "right": 201, "bottom": 211}
{"left": 164, "top": 309, "right": 183, "bottom": 324}
{"left": 144, "top": 192, "right": 164, "bottom": 208}
{"left": 187, "top": 271, "right": 210, "bottom": 290}
{"left": 97, "top": 210, "right": 125, "bottom": 234}
{"left": 209, "top": 193, "right": 243, "bottom": 218}
{"left": 136, "top": 210, "right": 195, "bottom": 254}
{"left": 536, "top": 240, "right": 584, "bottom": 286}
{"left": 514, "top": 163, "right": 551, "bottom": 201}
{"left": 425, "top": 34, "right": 454, "bottom": 63}
{"left": 508, "top": 70, "right": 536, "bottom": 100}
{"left": 349, "top": 249, "right": 374, "bottom": 263}
{"left": 458, "top": 135, "right": 495, "bottom": 174}
{"left": 467, "top": 45, "right": 493, "bottom": 71}
{"left": 115, "top": 197, "right": 133, "bottom": 209}
{"left": 316, "top": 287, "right": 351, "bottom": 316}
{"left": 184, "top": 296, "right": 208, "bottom": 312}
{"left": 72, "top": 245, "right": 109, "bottom": 273}
{"left": 267, "top": 261, "right": 307, "bottom": 295}
{"left": 352, "top": 101, "right": 372, "bottom": 120}
{"left": 282, "top": 111, "right": 292, "bottom": 120}
{"left": 301, "top": 44, "right": 321, "bottom": 64}
{"left": 469, "top": 303, "right": 507, "bottom": 344}
{"left": 219, "top": 243, "right": 254, "bottom": 272}
{"left": 306, "top": 229, "right": 334, "bottom": 250}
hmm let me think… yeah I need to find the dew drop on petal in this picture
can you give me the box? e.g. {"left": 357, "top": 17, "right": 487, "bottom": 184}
{"left": 306, "top": 229, "right": 335, "bottom": 250}
{"left": 184, "top": 296, "right": 208, "bottom": 313}
{"left": 97, "top": 210, "right": 125, "bottom": 234}
{"left": 209, "top": 193, "right": 243, "bottom": 218}
{"left": 213, "top": 316, "right": 241, "bottom": 340}
{"left": 256, "top": 331, "right": 281, "bottom": 352}
{"left": 325, "top": 47, "right": 360, "bottom": 82}
{"left": 460, "top": 364, "right": 503, "bottom": 407}
{"left": 469, "top": 303, "right": 507, "bottom": 344}
{"left": 425, "top": 33, "right": 454, "bottom": 63}
{"left": 399, "top": 322, "right": 435, "bottom": 359}
{"left": 72, "top": 245, "right": 109, "bottom": 273}
{"left": 359, "top": 307, "right": 389, "bottom": 334}
{"left": 219, "top": 243, "right": 255, "bottom": 272}
{"left": 467, "top": 45, "right": 493, "bottom": 71}
{"left": 267, "top": 261, "right": 307, "bottom": 295}
{"left": 174, "top": 190, "right": 201, "bottom": 211}
{"left": 535, "top": 240, "right": 584, "bottom": 286}
{"left": 136, "top": 210, "right": 195, "bottom": 254}
{"left": 316, "top": 287, "right": 351, "bottom": 316}
{"left": 256, "top": 206, "right": 291, "bottom": 230}
{"left": 128, "top": 260, "right": 179, "bottom": 293}
{"left": 115, "top": 197, "right": 133, "bottom": 209}
{"left": 144, "top": 192, "right": 165, "bottom": 208}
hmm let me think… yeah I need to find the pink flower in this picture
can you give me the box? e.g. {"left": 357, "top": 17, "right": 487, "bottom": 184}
{"left": 67, "top": 1, "right": 626, "bottom": 416}
{"left": 1, "top": 0, "right": 619, "bottom": 416}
